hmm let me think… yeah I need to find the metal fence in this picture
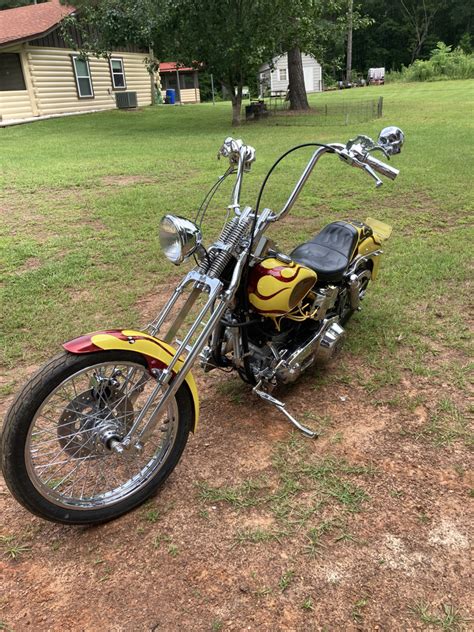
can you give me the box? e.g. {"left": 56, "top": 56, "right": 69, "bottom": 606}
{"left": 244, "top": 96, "right": 384, "bottom": 126}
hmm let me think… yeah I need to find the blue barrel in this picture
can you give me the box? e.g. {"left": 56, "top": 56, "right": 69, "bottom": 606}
{"left": 166, "top": 89, "right": 176, "bottom": 104}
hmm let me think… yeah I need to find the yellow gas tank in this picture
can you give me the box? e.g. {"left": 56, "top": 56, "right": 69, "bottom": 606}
{"left": 248, "top": 258, "right": 317, "bottom": 317}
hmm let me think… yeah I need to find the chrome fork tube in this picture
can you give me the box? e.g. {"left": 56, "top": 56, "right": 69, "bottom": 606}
{"left": 130, "top": 248, "right": 249, "bottom": 447}
{"left": 147, "top": 284, "right": 186, "bottom": 337}
{"left": 164, "top": 287, "right": 201, "bottom": 344}
{"left": 127, "top": 295, "right": 228, "bottom": 444}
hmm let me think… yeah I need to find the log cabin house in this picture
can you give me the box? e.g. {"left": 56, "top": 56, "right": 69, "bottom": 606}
{"left": 0, "top": 0, "right": 155, "bottom": 123}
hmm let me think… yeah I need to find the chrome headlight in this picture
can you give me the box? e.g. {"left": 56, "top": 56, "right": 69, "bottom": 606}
{"left": 159, "top": 215, "right": 202, "bottom": 265}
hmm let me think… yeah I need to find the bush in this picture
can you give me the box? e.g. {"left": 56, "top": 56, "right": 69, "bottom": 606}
{"left": 386, "top": 42, "right": 474, "bottom": 83}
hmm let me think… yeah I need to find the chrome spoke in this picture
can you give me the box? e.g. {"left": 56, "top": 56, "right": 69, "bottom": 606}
{"left": 25, "top": 360, "right": 180, "bottom": 511}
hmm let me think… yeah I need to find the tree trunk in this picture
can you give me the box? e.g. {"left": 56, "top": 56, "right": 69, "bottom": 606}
{"left": 287, "top": 46, "right": 309, "bottom": 111}
{"left": 346, "top": 0, "right": 353, "bottom": 82}
{"left": 230, "top": 84, "right": 243, "bottom": 126}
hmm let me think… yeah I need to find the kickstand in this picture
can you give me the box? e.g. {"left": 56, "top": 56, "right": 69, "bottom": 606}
{"left": 253, "top": 383, "right": 318, "bottom": 439}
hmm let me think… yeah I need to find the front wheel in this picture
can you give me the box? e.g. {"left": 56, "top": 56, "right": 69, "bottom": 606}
{"left": 1, "top": 350, "right": 194, "bottom": 525}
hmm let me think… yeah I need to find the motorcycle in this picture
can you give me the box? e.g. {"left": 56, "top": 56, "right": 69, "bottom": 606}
{"left": 1, "top": 127, "right": 404, "bottom": 525}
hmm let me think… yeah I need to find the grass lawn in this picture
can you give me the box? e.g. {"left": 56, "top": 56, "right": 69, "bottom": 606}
{"left": 1, "top": 80, "right": 473, "bottom": 630}
{"left": 1, "top": 80, "right": 473, "bottom": 370}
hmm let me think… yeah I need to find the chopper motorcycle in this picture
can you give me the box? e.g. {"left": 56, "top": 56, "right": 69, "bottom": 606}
{"left": 1, "top": 127, "right": 404, "bottom": 525}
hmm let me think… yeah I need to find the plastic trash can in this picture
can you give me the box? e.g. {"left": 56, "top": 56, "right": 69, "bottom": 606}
{"left": 166, "top": 89, "right": 176, "bottom": 104}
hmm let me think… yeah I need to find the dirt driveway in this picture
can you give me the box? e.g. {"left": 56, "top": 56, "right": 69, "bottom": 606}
{"left": 1, "top": 345, "right": 472, "bottom": 631}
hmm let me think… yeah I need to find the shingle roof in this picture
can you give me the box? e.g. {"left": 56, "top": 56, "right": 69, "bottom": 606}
{"left": 159, "top": 62, "right": 195, "bottom": 73}
{"left": 0, "top": 0, "right": 75, "bottom": 46}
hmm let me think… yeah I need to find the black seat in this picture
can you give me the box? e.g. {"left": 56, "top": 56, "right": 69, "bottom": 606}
{"left": 290, "top": 221, "right": 359, "bottom": 284}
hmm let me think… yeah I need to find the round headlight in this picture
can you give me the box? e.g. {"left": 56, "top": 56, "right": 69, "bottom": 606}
{"left": 159, "top": 215, "right": 202, "bottom": 265}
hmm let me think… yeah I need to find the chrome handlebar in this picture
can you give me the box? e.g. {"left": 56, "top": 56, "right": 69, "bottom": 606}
{"left": 363, "top": 153, "right": 399, "bottom": 181}
{"left": 337, "top": 145, "right": 399, "bottom": 188}
{"left": 218, "top": 137, "right": 256, "bottom": 214}
{"left": 217, "top": 127, "right": 403, "bottom": 221}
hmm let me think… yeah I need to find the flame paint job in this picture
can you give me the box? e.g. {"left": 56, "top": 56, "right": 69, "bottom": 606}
{"left": 63, "top": 329, "right": 199, "bottom": 430}
{"left": 248, "top": 258, "right": 317, "bottom": 316}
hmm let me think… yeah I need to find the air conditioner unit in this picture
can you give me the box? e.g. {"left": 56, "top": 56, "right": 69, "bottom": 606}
{"left": 115, "top": 92, "right": 138, "bottom": 109}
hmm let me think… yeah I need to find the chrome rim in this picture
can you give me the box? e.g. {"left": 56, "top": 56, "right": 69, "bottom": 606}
{"left": 25, "top": 361, "right": 179, "bottom": 511}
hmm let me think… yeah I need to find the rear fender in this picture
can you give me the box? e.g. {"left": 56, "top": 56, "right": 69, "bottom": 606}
{"left": 355, "top": 218, "right": 393, "bottom": 281}
{"left": 63, "top": 329, "right": 199, "bottom": 431}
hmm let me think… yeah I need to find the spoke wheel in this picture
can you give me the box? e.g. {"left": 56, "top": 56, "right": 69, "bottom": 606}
{"left": 1, "top": 350, "right": 194, "bottom": 524}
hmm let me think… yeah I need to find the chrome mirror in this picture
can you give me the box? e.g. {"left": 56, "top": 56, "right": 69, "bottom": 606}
{"left": 378, "top": 126, "right": 404, "bottom": 155}
{"left": 217, "top": 137, "right": 256, "bottom": 170}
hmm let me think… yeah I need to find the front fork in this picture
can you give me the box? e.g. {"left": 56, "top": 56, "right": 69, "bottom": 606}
{"left": 117, "top": 245, "right": 251, "bottom": 449}
{"left": 115, "top": 271, "right": 227, "bottom": 450}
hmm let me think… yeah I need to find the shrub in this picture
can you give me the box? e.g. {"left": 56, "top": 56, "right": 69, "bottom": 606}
{"left": 386, "top": 42, "right": 474, "bottom": 83}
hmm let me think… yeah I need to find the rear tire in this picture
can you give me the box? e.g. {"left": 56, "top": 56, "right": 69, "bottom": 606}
{"left": 340, "top": 267, "right": 372, "bottom": 325}
{"left": 1, "top": 350, "right": 193, "bottom": 525}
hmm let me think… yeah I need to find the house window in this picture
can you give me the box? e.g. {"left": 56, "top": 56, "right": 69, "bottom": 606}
{"left": 278, "top": 68, "right": 287, "bottom": 82}
{"left": 0, "top": 53, "right": 26, "bottom": 91}
{"left": 72, "top": 56, "right": 93, "bottom": 98}
{"left": 110, "top": 58, "right": 126, "bottom": 89}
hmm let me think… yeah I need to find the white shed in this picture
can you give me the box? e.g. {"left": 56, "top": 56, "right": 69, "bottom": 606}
{"left": 258, "top": 53, "right": 322, "bottom": 96}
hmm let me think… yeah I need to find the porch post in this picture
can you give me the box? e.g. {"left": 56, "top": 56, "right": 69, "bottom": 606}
{"left": 175, "top": 68, "right": 181, "bottom": 103}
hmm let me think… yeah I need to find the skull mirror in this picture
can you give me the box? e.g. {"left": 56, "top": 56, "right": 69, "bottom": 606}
{"left": 378, "top": 126, "right": 405, "bottom": 155}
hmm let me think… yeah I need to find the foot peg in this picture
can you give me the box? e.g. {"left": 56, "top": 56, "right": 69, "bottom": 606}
{"left": 253, "top": 384, "right": 318, "bottom": 438}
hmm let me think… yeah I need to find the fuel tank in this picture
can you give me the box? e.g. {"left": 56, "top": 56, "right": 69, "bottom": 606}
{"left": 248, "top": 258, "right": 317, "bottom": 317}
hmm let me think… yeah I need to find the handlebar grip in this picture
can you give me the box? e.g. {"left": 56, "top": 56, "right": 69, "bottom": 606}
{"left": 363, "top": 154, "right": 399, "bottom": 181}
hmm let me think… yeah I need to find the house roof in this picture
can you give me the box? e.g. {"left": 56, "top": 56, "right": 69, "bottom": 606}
{"left": 0, "top": 0, "right": 75, "bottom": 47}
{"left": 159, "top": 62, "right": 195, "bottom": 73}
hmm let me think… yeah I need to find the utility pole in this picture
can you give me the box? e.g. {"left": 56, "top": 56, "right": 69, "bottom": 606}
{"left": 210, "top": 73, "right": 215, "bottom": 105}
{"left": 346, "top": 0, "right": 353, "bottom": 83}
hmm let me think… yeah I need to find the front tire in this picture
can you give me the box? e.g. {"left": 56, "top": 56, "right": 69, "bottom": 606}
{"left": 1, "top": 350, "right": 193, "bottom": 525}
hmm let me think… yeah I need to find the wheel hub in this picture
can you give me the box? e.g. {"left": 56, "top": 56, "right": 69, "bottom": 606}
{"left": 57, "top": 387, "right": 134, "bottom": 458}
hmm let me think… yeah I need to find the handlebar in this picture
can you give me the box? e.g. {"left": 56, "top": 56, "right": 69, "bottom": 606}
{"left": 216, "top": 133, "right": 401, "bottom": 223}
{"left": 362, "top": 153, "right": 399, "bottom": 181}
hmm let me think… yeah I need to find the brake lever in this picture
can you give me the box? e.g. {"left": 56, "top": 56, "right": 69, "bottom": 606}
{"left": 361, "top": 163, "right": 383, "bottom": 188}
{"left": 337, "top": 148, "right": 383, "bottom": 188}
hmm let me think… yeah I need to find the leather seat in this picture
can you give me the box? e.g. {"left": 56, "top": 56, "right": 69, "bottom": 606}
{"left": 291, "top": 221, "right": 359, "bottom": 284}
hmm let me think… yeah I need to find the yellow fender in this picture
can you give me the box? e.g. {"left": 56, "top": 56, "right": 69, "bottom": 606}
{"left": 63, "top": 329, "right": 199, "bottom": 431}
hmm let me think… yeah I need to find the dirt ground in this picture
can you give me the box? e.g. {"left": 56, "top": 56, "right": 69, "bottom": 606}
{"left": 1, "top": 299, "right": 472, "bottom": 632}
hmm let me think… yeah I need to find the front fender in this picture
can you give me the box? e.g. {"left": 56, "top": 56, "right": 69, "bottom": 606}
{"left": 63, "top": 329, "right": 199, "bottom": 431}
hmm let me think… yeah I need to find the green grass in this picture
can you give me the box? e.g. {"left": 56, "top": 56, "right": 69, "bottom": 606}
{"left": 199, "top": 435, "right": 372, "bottom": 550}
{"left": 420, "top": 398, "right": 472, "bottom": 448}
{"left": 409, "top": 601, "right": 471, "bottom": 631}
{"left": 0, "top": 534, "right": 31, "bottom": 560}
{"left": 1, "top": 80, "right": 473, "bottom": 375}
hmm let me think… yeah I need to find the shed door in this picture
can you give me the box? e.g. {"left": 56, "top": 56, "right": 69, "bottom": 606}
{"left": 303, "top": 66, "right": 313, "bottom": 92}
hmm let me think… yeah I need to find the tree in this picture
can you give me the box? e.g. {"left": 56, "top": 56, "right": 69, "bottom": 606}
{"left": 273, "top": 1, "right": 370, "bottom": 110}
{"left": 400, "top": 0, "right": 447, "bottom": 62}
{"left": 67, "top": 0, "right": 278, "bottom": 125}
{"left": 169, "top": 0, "right": 281, "bottom": 125}
{"left": 350, "top": 0, "right": 469, "bottom": 73}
